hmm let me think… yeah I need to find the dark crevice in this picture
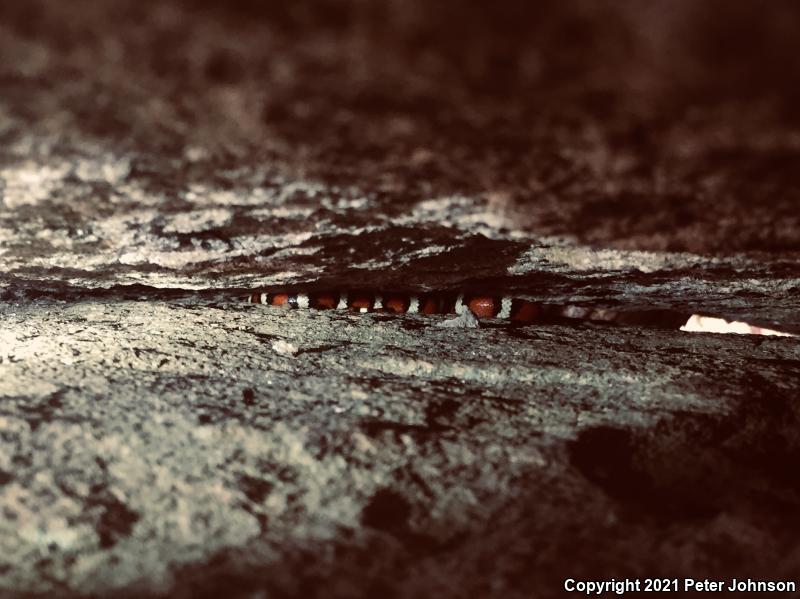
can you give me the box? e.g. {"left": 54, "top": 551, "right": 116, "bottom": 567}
{"left": 360, "top": 419, "right": 453, "bottom": 437}
{"left": 2, "top": 278, "right": 796, "bottom": 336}
{"left": 237, "top": 474, "right": 274, "bottom": 504}
{"left": 294, "top": 341, "right": 353, "bottom": 356}
{"left": 86, "top": 484, "right": 141, "bottom": 549}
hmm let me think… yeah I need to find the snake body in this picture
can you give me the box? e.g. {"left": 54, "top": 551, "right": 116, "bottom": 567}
{"left": 247, "top": 291, "right": 564, "bottom": 323}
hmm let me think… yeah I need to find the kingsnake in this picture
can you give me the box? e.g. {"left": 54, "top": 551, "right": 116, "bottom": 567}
{"left": 246, "top": 291, "right": 613, "bottom": 324}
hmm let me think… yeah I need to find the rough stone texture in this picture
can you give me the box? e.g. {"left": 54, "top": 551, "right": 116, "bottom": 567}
{"left": 1, "top": 1, "right": 800, "bottom": 597}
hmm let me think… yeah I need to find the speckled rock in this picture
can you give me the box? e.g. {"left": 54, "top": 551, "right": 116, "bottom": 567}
{"left": 1, "top": 1, "right": 800, "bottom": 597}
{"left": 2, "top": 298, "right": 799, "bottom": 598}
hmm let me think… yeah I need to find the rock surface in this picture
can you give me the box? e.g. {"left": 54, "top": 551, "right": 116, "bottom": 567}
{"left": 1, "top": 1, "right": 799, "bottom": 597}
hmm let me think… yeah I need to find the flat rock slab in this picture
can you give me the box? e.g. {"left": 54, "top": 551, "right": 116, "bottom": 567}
{"left": 2, "top": 1, "right": 800, "bottom": 597}
{"left": 1, "top": 299, "right": 799, "bottom": 597}
{"left": 2, "top": 1, "right": 799, "bottom": 329}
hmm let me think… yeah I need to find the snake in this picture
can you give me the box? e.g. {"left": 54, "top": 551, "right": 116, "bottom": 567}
{"left": 246, "top": 290, "right": 622, "bottom": 324}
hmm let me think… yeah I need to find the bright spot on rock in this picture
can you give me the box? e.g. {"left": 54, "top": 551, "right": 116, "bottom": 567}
{"left": 437, "top": 310, "right": 480, "bottom": 329}
{"left": 272, "top": 340, "right": 298, "bottom": 355}
{"left": 680, "top": 314, "right": 795, "bottom": 337}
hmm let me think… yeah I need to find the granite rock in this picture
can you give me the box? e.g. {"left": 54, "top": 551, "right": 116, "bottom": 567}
{"left": 1, "top": 1, "right": 800, "bottom": 597}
